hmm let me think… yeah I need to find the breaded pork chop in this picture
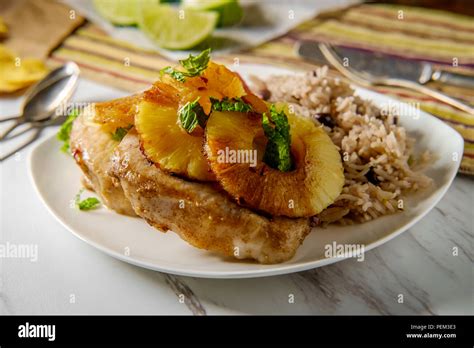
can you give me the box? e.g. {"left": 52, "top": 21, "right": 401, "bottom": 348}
{"left": 111, "top": 131, "right": 311, "bottom": 264}
{"left": 70, "top": 108, "right": 135, "bottom": 216}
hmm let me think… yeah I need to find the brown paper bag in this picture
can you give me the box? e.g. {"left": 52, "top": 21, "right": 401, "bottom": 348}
{"left": 0, "top": 0, "right": 85, "bottom": 59}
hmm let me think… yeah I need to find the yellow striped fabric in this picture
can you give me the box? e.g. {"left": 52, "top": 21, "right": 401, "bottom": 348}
{"left": 48, "top": 3, "right": 474, "bottom": 174}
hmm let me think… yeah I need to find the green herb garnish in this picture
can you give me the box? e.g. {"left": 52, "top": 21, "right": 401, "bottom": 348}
{"left": 75, "top": 189, "right": 101, "bottom": 211}
{"left": 111, "top": 125, "right": 133, "bottom": 141}
{"left": 77, "top": 197, "right": 101, "bottom": 211}
{"left": 161, "top": 66, "right": 186, "bottom": 83}
{"left": 57, "top": 108, "right": 80, "bottom": 153}
{"left": 262, "top": 105, "right": 292, "bottom": 172}
{"left": 178, "top": 98, "right": 207, "bottom": 133}
{"left": 161, "top": 49, "right": 211, "bottom": 82}
{"left": 211, "top": 97, "right": 253, "bottom": 113}
{"left": 180, "top": 48, "right": 211, "bottom": 76}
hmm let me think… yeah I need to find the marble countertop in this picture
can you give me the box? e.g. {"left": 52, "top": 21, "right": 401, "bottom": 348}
{"left": 1, "top": 79, "right": 472, "bottom": 315}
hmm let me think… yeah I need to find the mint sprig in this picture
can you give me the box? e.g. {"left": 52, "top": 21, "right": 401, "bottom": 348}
{"left": 161, "top": 67, "right": 186, "bottom": 82}
{"left": 210, "top": 97, "right": 252, "bottom": 113}
{"left": 179, "top": 48, "right": 211, "bottom": 76}
{"left": 57, "top": 108, "right": 80, "bottom": 154}
{"left": 161, "top": 49, "right": 211, "bottom": 83}
{"left": 178, "top": 98, "right": 207, "bottom": 133}
{"left": 262, "top": 105, "right": 292, "bottom": 172}
{"left": 74, "top": 189, "right": 101, "bottom": 211}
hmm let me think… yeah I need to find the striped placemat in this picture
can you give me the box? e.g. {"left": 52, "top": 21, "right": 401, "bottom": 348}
{"left": 48, "top": 3, "right": 474, "bottom": 174}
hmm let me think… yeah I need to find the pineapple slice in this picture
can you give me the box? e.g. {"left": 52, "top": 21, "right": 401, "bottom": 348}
{"left": 91, "top": 94, "right": 142, "bottom": 132}
{"left": 204, "top": 110, "right": 344, "bottom": 217}
{"left": 135, "top": 83, "right": 215, "bottom": 182}
{"left": 161, "top": 62, "right": 248, "bottom": 114}
{"left": 91, "top": 82, "right": 181, "bottom": 132}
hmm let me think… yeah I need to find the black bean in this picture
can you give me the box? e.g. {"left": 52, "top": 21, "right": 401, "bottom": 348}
{"left": 315, "top": 113, "right": 335, "bottom": 129}
{"left": 310, "top": 215, "right": 321, "bottom": 227}
{"left": 375, "top": 111, "right": 398, "bottom": 125}
{"left": 365, "top": 167, "right": 380, "bottom": 185}
{"left": 260, "top": 89, "right": 271, "bottom": 101}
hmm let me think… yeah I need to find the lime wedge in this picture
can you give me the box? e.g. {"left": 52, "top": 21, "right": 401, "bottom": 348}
{"left": 182, "top": 0, "right": 243, "bottom": 27}
{"left": 93, "top": 0, "right": 158, "bottom": 26}
{"left": 139, "top": 5, "right": 218, "bottom": 50}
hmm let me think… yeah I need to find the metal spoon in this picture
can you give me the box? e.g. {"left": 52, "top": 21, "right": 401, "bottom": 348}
{"left": 0, "top": 62, "right": 80, "bottom": 140}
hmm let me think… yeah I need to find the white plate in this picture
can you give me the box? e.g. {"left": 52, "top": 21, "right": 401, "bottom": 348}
{"left": 28, "top": 64, "right": 463, "bottom": 278}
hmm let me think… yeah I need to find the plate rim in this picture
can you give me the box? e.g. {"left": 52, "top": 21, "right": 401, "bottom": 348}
{"left": 27, "top": 65, "right": 464, "bottom": 279}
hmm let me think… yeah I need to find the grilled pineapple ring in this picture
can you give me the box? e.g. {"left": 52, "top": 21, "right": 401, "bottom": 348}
{"left": 204, "top": 110, "right": 344, "bottom": 217}
{"left": 135, "top": 99, "right": 216, "bottom": 181}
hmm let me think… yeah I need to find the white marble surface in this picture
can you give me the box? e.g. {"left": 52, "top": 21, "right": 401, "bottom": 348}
{"left": 0, "top": 79, "right": 472, "bottom": 315}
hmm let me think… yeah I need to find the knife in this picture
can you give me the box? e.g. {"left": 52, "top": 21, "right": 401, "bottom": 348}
{"left": 297, "top": 40, "right": 474, "bottom": 90}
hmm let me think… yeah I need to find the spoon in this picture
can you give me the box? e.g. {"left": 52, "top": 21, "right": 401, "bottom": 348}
{"left": 0, "top": 62, "right": 80, "bottom": 140}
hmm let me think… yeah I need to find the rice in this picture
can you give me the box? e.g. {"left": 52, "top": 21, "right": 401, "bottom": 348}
{"left": 252, "top": 67, "right": 433, "bottom": 224}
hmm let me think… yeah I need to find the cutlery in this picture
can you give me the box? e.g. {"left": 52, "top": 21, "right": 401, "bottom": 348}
{"left": 0, "top": 114, "right": 66, "bottom": 161}
{"left": 0, "top": 62, "right": 80, "bottom": 140}
{"left": 297, "top": 40, "right": 474, "bottom": 90}
{"left": 307, "top": 42, "right": 473, "bottom": 115}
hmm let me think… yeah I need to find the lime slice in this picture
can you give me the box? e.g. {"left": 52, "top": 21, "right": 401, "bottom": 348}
{"left": 182, "top": 0, "right": 243, "bottom": 27}
{"left": 139, "top": 5, "right": 218, "bottom": 50}
{"left": 93, "top": 0, "right": 158, "bottom": 26}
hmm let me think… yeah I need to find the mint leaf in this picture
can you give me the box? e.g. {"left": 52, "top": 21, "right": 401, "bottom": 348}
{"left": 161, "top": 49, "right": 211, "bottom": 82}
{"left": 77, "top": 197, "right": 101, "bottom": 211}
{"left": 57, "top": 108, "right": 80, "bottom": 154}
{"left": 111, "top": 125, "right": 133, "bottom": 141}
{"left": 179, "top": 48, "right": 211, "bottom": 76}
{"left": 75, "top": 189, "right": 101, "bottom": 211}
{"left": 178, "top": 98, "right": 207, "bottom": 133}
{"left": 210, "top": 97, "right": 253, "bottom": 113}
{"left": 160, "top": 66, "right": 186, "bottom": 82}
{"left": 262, "top": 105, "right": 292, "bottom": 172}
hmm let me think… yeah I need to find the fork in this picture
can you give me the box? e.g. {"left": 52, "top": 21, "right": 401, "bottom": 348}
{"left": 318, "top": 43, "right": 474, "bottom": 115}
{"left": 0, "top": 116, "right": 64, "bottom": 162}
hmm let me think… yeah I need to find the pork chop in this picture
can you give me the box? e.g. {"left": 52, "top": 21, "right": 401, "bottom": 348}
{"left": 70, "top": 107, "right": 136, "bottom": 216}
{"left": 111, "top": 131, "right": 311, "bottom": 264}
